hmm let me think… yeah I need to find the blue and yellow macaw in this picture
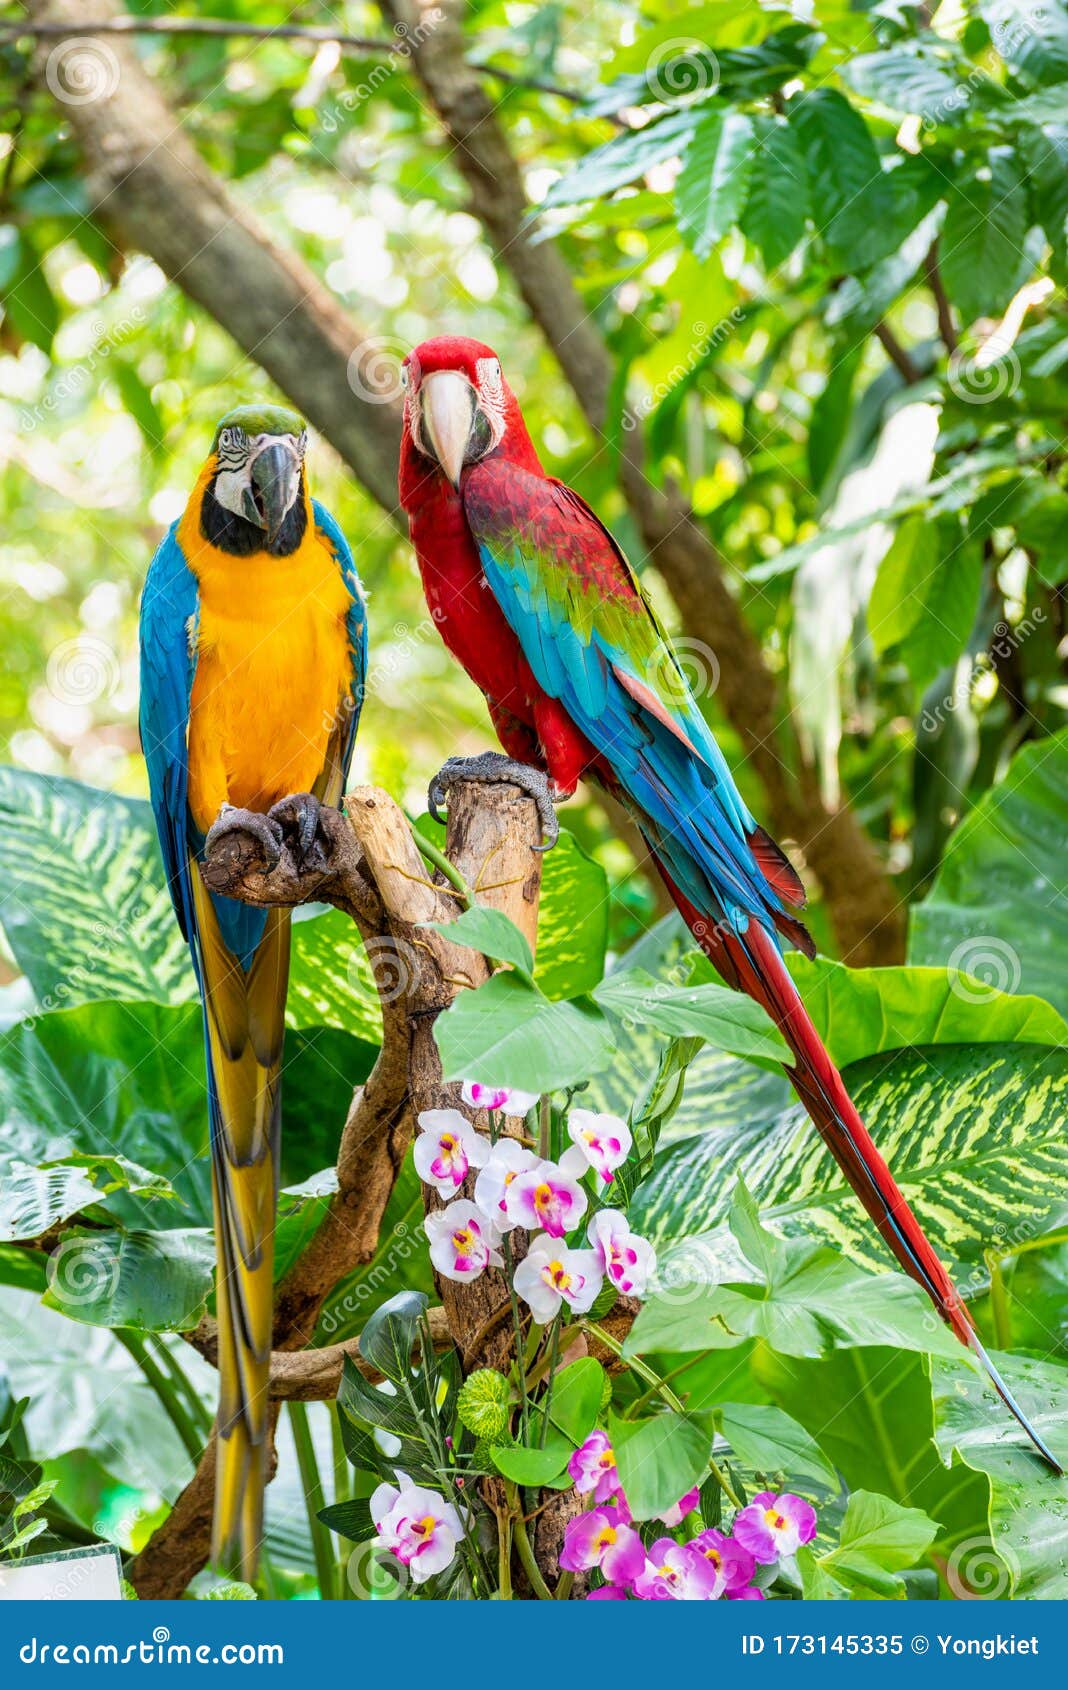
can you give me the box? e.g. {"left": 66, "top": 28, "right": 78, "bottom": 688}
{"left": 139, "top": 405, "right": 367, "bottom": 1578}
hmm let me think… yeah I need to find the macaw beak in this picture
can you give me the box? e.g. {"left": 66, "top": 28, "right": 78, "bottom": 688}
{"left": 419, "top": 370, "right": 476, "bottom": 489}
{"left": 249, "top": 439, "right": 302, "bottom": 542}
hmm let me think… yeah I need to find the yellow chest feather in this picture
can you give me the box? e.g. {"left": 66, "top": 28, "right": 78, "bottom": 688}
{"left": 179, "top": 492, "right": 355, "bottom": 828}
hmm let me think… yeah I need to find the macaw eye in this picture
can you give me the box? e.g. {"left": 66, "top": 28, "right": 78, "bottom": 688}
{"left": 400, "top": 365, "right": 410, "bottom": 389}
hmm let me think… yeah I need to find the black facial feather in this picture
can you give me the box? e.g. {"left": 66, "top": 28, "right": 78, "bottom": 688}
{"left": 200, "top": 473, "right": 308, "bottom": 557}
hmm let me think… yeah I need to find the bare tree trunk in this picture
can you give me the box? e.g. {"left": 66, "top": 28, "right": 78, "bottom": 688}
{"left": 27, "top": 0, "right": 903, "bottom": 962}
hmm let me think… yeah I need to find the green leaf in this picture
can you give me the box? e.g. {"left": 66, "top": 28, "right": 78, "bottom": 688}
{"left": 628, "top": 1248, "right": 961, "bottom": 1364}
{"left": 797, "top": 1543, "right": 848, "bottom": 1599}
{"left": 717, "top": 1402, "right": 839, "bottom": 1492}
{"left": 984, "top": 0, "right": 1068, "bottom": 86}
{"left": 0, "top": 770, "right": 194, "bottom": 1010}
{"left": 1023, "top": 124, "right": 1068, "bottom": 280}
{"left": 490, "top": 1439, "right": 572, "bottom": 1486}
{"left": 677, "top": 112, "right": 754, "bottom": 260}
{"left": 317, "top": 1497, "right": 374, "bottom": 1544}
{"left": 435, "top": 970, "right": 615, "bottom": 1093}
{"left": 740, "top": 115, "right": 808, "bottom": 270}
{"left": 869, "top": 515, "right": 983, "bottom": 685}
{"left": 940, "top": 150, "right": 1030, "bottom": 325}
{"left": 41, "top": 1227, "right": 214, "bottom": 1331}
{"left": 932, "top": 1348, "right": 1068, "bottom": 1597}
{"left": 0, "top": 1000, "right": 371, "bottom": 1234}
{"left": 843, "top": 46, "right": 965, "bottom": 120}
{"left": 756, "top": 1343, "right": 992, "bottom": 1561}
{"left": 631, "top": 1042, "right": 1068, "bottom": 1287}
{"left": 456, "top": 1369, "right": 511, "bottom": 1440}
{"left": 909, "top": 728, "right": 1068, "bottom": 1017}
{"left": 0, "top": 1155, "right": 173, "bottom": 1244}
{"left": 428, "top": 906, "right": 534, "bottom": 976}
{"left": 783, "top": 953, "right": 1068, "bottom": 1070}
{"left": 822, "top": 1490, "right": 940, "bottom": 1597}
{"left": 110, "top": 362, "right": 165, "bottom": 458}
{"left": 358, "top": 1290, "right": 429, "bottom": 1385}
{"left": 542, "top": 110, "right": 699, "bottom": 209}
{"left": 338, "top": 1355, "right": 421, "bottom": 1440}
{"left": 2, "top": 235, "right": 59, "bottom": 354}
{"left": 535, "top": 830, "right": 609, "bottom": 1000}
{"left": 786, "top": 89, "right": 893, "bottom": 269}
{"left": 612, "top": 1414, "right": 709, "bottom": 1521}
{"left": 546, "top": 1357, "right": 605, "bottom": 1446}
{"left": 593, "top": 969, "right": 789, "bottom": 1064}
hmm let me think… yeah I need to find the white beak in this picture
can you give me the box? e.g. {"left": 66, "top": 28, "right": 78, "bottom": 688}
{"left": 420, "top": 370, "right": 476, "bottom": 488}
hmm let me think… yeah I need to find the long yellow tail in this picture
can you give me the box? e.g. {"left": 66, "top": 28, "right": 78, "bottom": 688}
{"left": 191, "top": 872, "right": 290, "bottom": 1581}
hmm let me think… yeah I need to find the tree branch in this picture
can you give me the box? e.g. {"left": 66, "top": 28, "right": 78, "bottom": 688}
{"left": 127, "top": 778, "right": 545, "bottom": 1595}
{"left": 924, "top": 241, "right": 959, "bottom": 354}
{"left": 5, "top": 13, "right": 591, "bottom": 106}
{"left": 873, "top": 321, "right": 921, "bottom": 385}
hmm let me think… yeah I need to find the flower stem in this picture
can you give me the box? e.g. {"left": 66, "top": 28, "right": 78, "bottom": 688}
{"left": 538, "top": 1315, "right": 562, "bottom": 1448}
{"left": 503, "top": 1236, "right": 531, "bottom": 1443}
{"left": 496, "top": 1506, "right": 513, "bottom": 1599}
{"left": 406, "top": 817, "right": 472, "bottom": 905}
{"left": 538, "top": 1094, "right": 551, "bottom": 1159}
{"left": 289, "top": 1402, "right": 336, "bottom": 1601}
{"left": 583, "top": 1320, "right": 744, "bottom": 1511}
{"left": 512, "top": 1507, "right": 553, "bottom": 1599}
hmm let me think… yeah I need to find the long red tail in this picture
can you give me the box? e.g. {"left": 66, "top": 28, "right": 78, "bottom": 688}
{"left": 666, "top": 880, "right": 1061, "bottom": 1473}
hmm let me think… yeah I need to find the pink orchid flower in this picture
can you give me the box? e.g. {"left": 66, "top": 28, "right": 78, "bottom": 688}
{"left": 587, "top": 1585, "right": 627, "bottom": 1600}
{"left": 568, "top": 1430, "right": 629, "bottom": 1514}
{"left": 512, "top": 1235, "right": 603, "bottom": 1323}
{"left": 587, "top": 1209, "right": 656, "bottom": 1298}
{"left": 689, "top": 1527, "right": 761, "bottom": 1598}
{"left": 461, "top": 1080, "right": 540, "bottom": 1115}
{"left": 370, "top": 1477, "right": 464, "bottom": 1584}
{"left": 413, "top": 1109, "right": 490, "bottom": 1199}
{"left": 733, "top": 1491, "right": 817, "bottom": 1564}
{"left": 658, "top": 1485, "right": 700, "bottom": 1528}
{"left": 473, "top": 1138, "right": 540, "bottom": 1235}
{"left": 559, "top": 1506, "right": 645, "bottom": 1587}
{"left": 634, "top": 1539, "right": 719, "bottom": 1601}
{"left": 505, "top": 1160, "right": 587, "bottom": 1239}
{"left": 423, "top": 1200, "right": 503, "bottom": 1283}
{"left": 560, "top": 1108, "right": 633, "bottom": 1184}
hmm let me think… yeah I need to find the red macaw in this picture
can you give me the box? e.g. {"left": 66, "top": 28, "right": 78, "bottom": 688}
{"left": 397, "top": 335, "right": 1056, "bottom": 1470}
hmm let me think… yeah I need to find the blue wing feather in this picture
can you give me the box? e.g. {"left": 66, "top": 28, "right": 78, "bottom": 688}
{"left": 138, "top": 523, "right": 202, "bottom": 957}
{"left": 313, "top": 498, "right": 368, "bottom": 790}
{"left": 463, "top": 465, "right": 792, "bottom": 941}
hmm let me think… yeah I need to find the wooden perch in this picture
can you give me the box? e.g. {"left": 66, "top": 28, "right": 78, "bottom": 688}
{"left": 129, "top": 778, "right": 547, "bottom": 1597}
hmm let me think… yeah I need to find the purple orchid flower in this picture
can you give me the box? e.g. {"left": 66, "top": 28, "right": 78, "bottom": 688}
{"left": 733, "top": 1491, "right": 818, "bottom": 1564}
{"left": 559, "top": 1506, "right": 645, "bottom": 1588}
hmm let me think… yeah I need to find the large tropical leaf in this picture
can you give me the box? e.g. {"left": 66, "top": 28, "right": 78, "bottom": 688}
{"left": 0, "top": 1291, "right": 196, "bottom": 1502}
{"left": 909, "top": 730, "right": 1068, "bottom": 1017}
{"left": 785, "top": 954, "right": 1068, "bottom": 1067}
{"left": 932, "top": 1349, "right": 1068, "bottom": 1598}
{"left": 41, "top": 1228, "right": 215, "bottom": 1332}
{"left": 0, "top": 1001, "right": 375, "bottom": 1234}
{"left": 630, "top": 1042, "right": 1068, "bottom": 1286}
{"left": 0, "top": 769, "right": 192, "bottom": 1008}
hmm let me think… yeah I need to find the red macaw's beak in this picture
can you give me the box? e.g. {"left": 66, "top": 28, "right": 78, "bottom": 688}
{"left": 419, "top": 370, "right": 477, "bottom": 489}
